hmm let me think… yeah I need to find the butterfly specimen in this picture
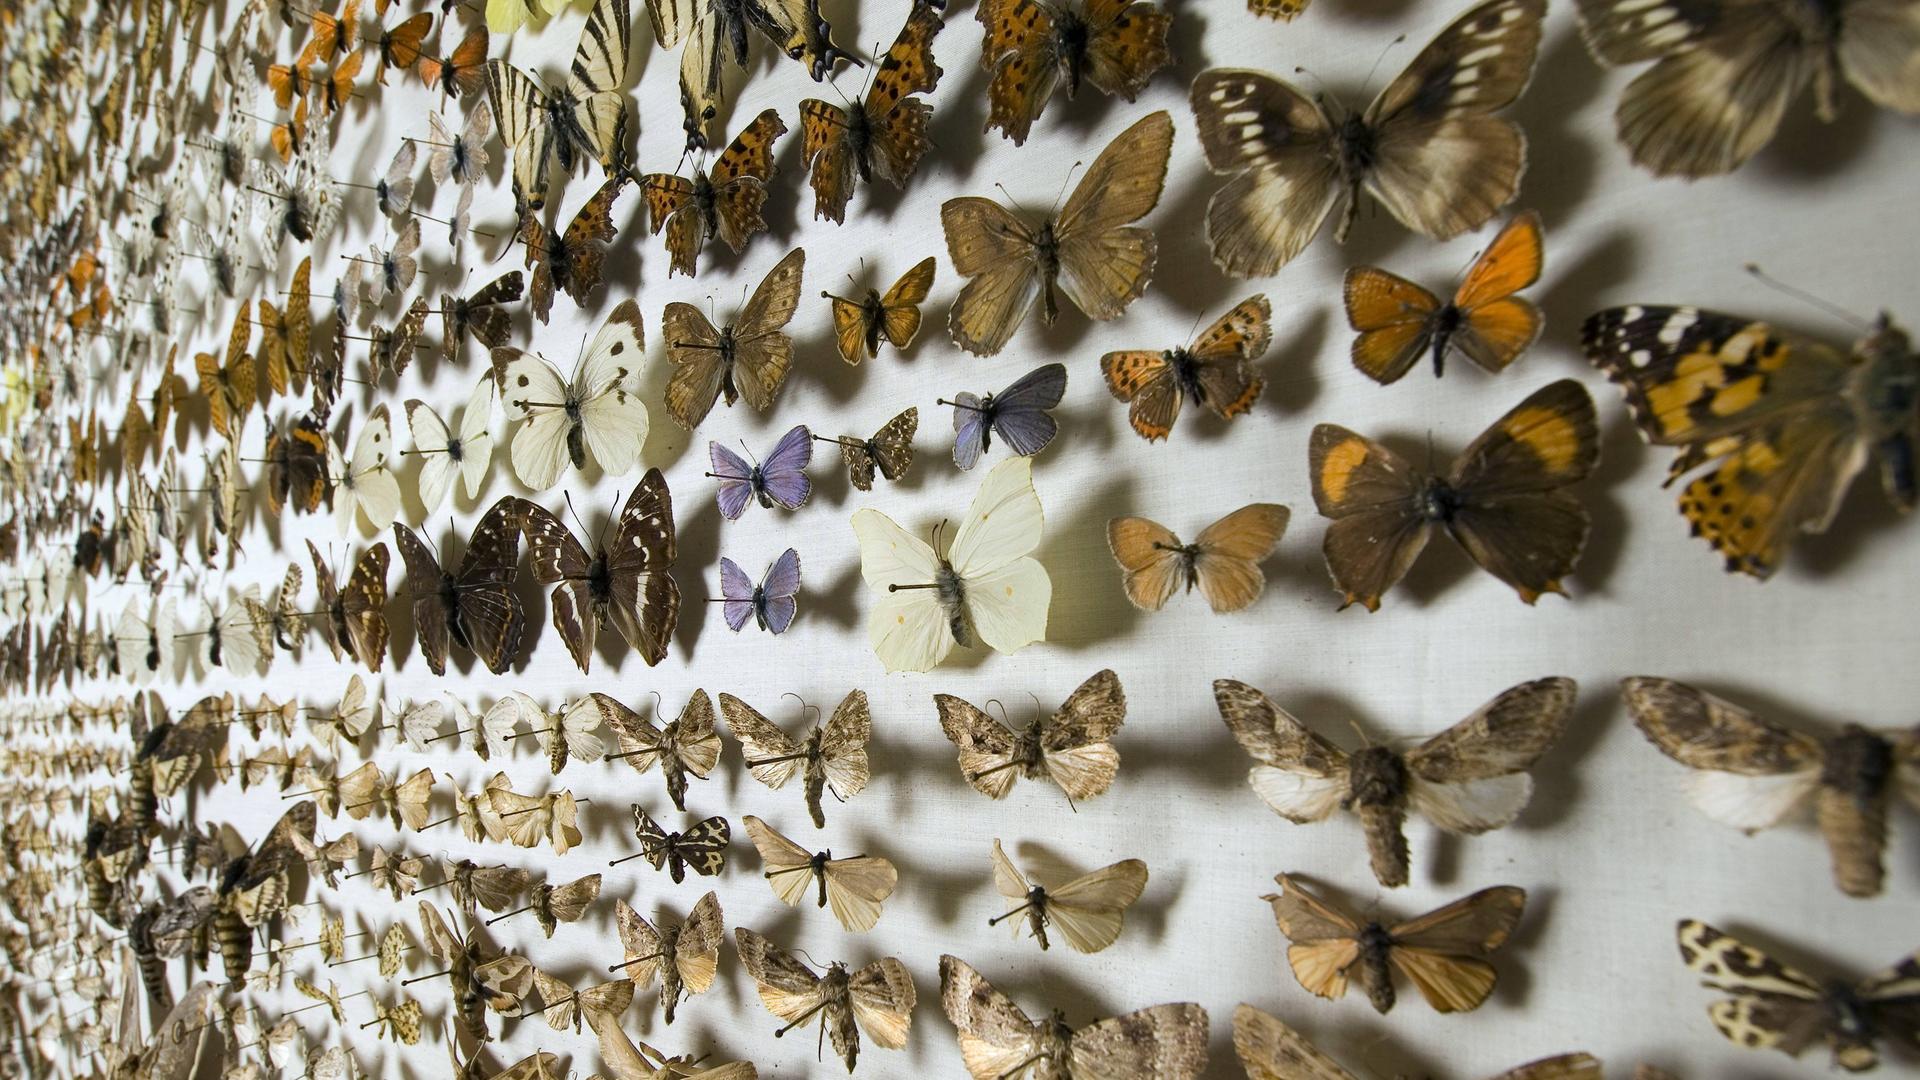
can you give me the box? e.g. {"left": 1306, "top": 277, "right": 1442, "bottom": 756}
{"left": 369, "top": 10, "right": 435, "bottom": 84}
{"left": 825, "top": 259, "right": 936, "bottom": 366}
{"left": 406, "top": 379, "right": 496, "bottom": 514}
{"left": 1266, "top": 873, "right": 1526, "bottom": 1014}
{"left": 622, "top": 807, "right": 730, "bottom": 883}
{"left": 493, "top": 298, "right": 648, "bottom": 489}
{"left": 514, "top": 471, "right": 681, "bottom": 669}
{"left": 370, "top": 847, "right": 427, "bottom": 901}
{"left": 314, "top": 50, "right": 365, "bottom": 116}
{"left": 800, "top": 2, "right": 944, "bottom": 224}
{"left": 418, "top": 26, "right": 490, "bottom": 98}
{"left": 940, "top": 955, "right": 1209, "bottom": 1079}
{"left": 816, "top": 408, "right": 919, "bottom": 493}
{"left": 330, "top": 404, "right": 403, "bottom": 534}
{"left": 613, "top": 892, "right": 723, "bottom": 1023}
{"left": 442, "top": 857, "right": 534, "bottom": 916}
{"left": 976, "top": 0, "right": 1174, "bottom": 146}
{"left": 340, "top": 763, "right": 437, "bottom": 830}
{"left": 1217, "top": 677, "right": 1575, "bottom": 887}
{"left": 507, "top": 873, "right": 602, "bottom": 937}
{"left": 1107, "top": 504, "right": 1289, "bottom": 613}
{"left": 647, "top": 0, "right": 856, "bottom": 150}
{"left": 522, "top": 175, "right": 628, "bottom": 323}
{"left": 721, "top": 689, "right": 872, "bottom": 827}
{"left": 936, "top": 669, "right": 1125, "bottom": 802}
{"left": 1347, "top": 211, "right": 1545, "bottom": 385}
{"left": 362, "top": 219, "right": 423, "bottom": 307}
{"left": 664, "top": 246, "right": 806, "bottom": 428}
{"left": 309, "top": 539, "right": 391, "bottom": 670}
{"left": 1232, "top": 1004, "right": 1600, "bottom": 1080}
{"left": 195, "top": 309, "right": 256, "bottom": 440}
{"left": 735, "top": 928, "right": 914, "bottom": 1071}
{"left": 214, "top": 802, "right": 317, "bottom": 985}
{"left": 393, "top": 500, "right": 525, "bottom": 676}
{"left": 368, "top": 995, "right": 424, "bottom": 1045}
{"left": 943, "top": 363, "right": 1067, "bottom": 471}
{"left": 709, "top": 426, "right": 812, "bottom": 519}
{"left": 853, "top": 455, "right": 1051, "bottom": 672}
{"left": 486, "top": 0, "right": 633, "bottom": 214}
{"left": 265, "top": 413, "right": 333, "bottom": 515}
{"left": 743, "top": 815, "right": 898, "bottom": 933}
{"left": 371, "top": 142, "right": 417, "bottom": 223}
{"left": 1677, "top": 918, "right": 1920, "bottom": 1071}
{"left": 642, "top": 109, "right": 787, "bottom": 279}
{"left": 1582, "top": 304, "right": 1917, "bottom": 577}
{"left": 441, "top": 272, "right": 524, "bottom": 359}
{"left": 1189, "top": 0, "right": 1546, "bottom": 276}
{"left": 718, "top": 548, "right": 801, "bottom": 634}
{"left": 1623, "top": 676, "right": 1920, "bottom": 897}
{"left": 526, "top": 695, "right": 608, "bottom": 774}
{"left": 944, "top": 110, "right": 1173, "bottom": 356}
{"left": 428, "top": 103, "right": 493, "bottom": 186}
{"left": 1576, "top": 0, "right": 1920, "bottom": 177}
{"left": 989, "top": 839, "right": 1145, "bottom": 954}
{"left": 260, "top": 265, "right": 313, "bottom": 396}
{"left": 596, "top": 690, "right": 721, "bottom": 811}
{"left": 115, "top": 595, "right": 177, "bottom": 685}
{"left": 1310, "top": 379, "right": 1599, "bottom": 609}
{"left": 1101, "top": 295, "right": 1271, "bottom": 441}
{"left": 418, "top": 901, "right": 535, "bottom": 1043}
{"left": 198, "top": 586, "right": 273, "bottom": 675}
{"left": 531, "top": 971, "right": 631, "bottom": 1034}
{"left": 309, "top": 674, "right": 378, "bottom": 750}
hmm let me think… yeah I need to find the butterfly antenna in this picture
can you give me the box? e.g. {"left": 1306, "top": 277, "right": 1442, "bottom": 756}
{"left": 1744, "top": 263, "right": 1873, "bottom": 331}
{"left": 991, "top": 182, "right": 1032, "bottom": 220}
{"left": 1048, "top": 162, "right": 1084, "bottom": 218}
{"left": 646, "top": 689, "right": 664, "bottom": 718}
{"left": 781, "top": 691, "right": 811, "bottom": 725}
{"left": 1357, "top": 34, "right": 1409, "bottom": 102}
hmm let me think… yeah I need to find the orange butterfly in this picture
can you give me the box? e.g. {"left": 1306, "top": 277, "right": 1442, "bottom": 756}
{"left": 1344, "top": 211, "right": 1544, "bottom": 385}
{"left": 641, "top": 109, "right": 786, "bottom": 279}
{"left": 312, "top": 50, "right": 364, "bottom": 116}
{"left": 267, "top": 59, "right": 315, "bottom": 111}
{"left": 799, "top": 1, "right": 944, "bottom": 224}
{"left": 417, "top": 27, "right": 488, "bottom": 99}
{"left": 369, "top": 12, "right": 433, "bottom": 85}
{"left": 196, "top": 309, "right": 258, "bottom": 440}
{"left": 271, "top": 100, "right": 312, "bottom": 164}
{"left": 1100, "top": 295, "right": 1270, "bottom": 441}
{"left": 977, "top": 0, "right": 1174, "bottom": 146}
{"left": 297, "top": 0, "right": 362, "bottom": 68}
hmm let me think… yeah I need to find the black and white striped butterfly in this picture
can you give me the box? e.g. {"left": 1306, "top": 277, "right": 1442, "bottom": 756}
{"left": 486, "top": 0, "right": 633, "bottom": 217}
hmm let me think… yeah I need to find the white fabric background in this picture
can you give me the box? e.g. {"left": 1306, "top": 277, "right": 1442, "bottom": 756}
{"left": 29, "top": 0, "right": 1920, "bottom": 1077}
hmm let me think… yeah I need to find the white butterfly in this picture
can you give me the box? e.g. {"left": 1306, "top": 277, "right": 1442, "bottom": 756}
{"left": 201, "top": 584, "right": 271, "bottom": 677}
{"left": 429, "top": 104, "right": 492, "bottom": 187}
{"left": 329, "top": 404, "right": 403, "bottom": 534}
{"left": 398, "top": 698, "right": 447, "bottom": 753}
{"left": 115, "top": 595, "right": 179, "bottom": 685}
{"left": 492, "top": 298, "right": 648, "bottom": 490}
{"left": 491, "top": 691, "right": 606, "bottom": 773}
{"left": 473, "top": 696, "right": 524, "bottom": 761}
{"left": 311, "top": 674, "right": 378, "bottom": 752}
{"left": 406, "top": 379, "right": 496, "bottom": 515}
{"left": 852, "top": 455, "right": 1051, "bottom": 673}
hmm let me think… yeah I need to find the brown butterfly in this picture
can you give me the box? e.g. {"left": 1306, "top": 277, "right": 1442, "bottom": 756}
{"left": 817, "top": 408, "right": 918, "bottom": 492}
{"left": 824, "top": 258, "right": 935, "bottom": 364}
{"left": 1217, "top": 677, "right": 1575, "bottom": 887}
{"left": 1265, "top": 873, "right": 1527, "bottom": 1014}
{"left": 940, "top": 954, "right": 1208, "bottom": 1079}
{"left": 736, "top": 928, "right": 914, "bottom": 1072}
{"left": 308, "top": 539, "right": 390, "bottom": 670}
{"left": 257, "top": 260, "right": 312, "bottom": 395}
{"left": 512, "top": 472, "right": 681, "bottom": 671}
{"left": 800, "top": 2, "right": 944, "bottom": 224}
{"left": 392, "top": 498, "right": 525, "bottom": 676}
{"left": 641, "top": 109, "right": 787, "bottom": 279}
{"left": 297, "top": 0, "right": 361, "bottom": 67}
{"left": 268, "top": 58, "right": 317, "bottom": 110}
{"left": 1309, "top": 379, "right": 1599, "bottom": 610}
{"left": 722, "top": 689, "right": 873, "bottom": 827}
{"left": 523, "top": 175, "right": 625, "bottom": 324}
{"left": 1233, "top": 1004, "right": 1600, "bottom": 1079}
{"left": 264, "top": 413, "right": 332, "bottom": 514}
{"left": 612, "top": 892, "right": 723, "bottom": 1024}
{"left": 196, "top": 309, "right": 257, "bottom": 440}
{"left": 1346, "top": 211, "right": 1545, "bottom": 385}
{"left": 1189, "top": 0, "right": 1545, "bottom": 276}
{"left": 271, "top": 100, "right": 313, "bottom": 164}
{"left": 663, "top": 246, "right": 805, "bottom": 429}
{"left": 1101, "top": 295, "right": 1271, "bottom": 441}
{"left": 441, "top": 271, "right": 524, "bottom": 358}
{"left": 595, "top": 689, "right": 721, "bottom": 811}
{"left": 369, "top": 11, "right": 433, "bottom": 85}
{"left": 530, "top": 971, "right": 629, "bottom": 1034}
{"left": 1107, "top": 504, "right": 1289, "bottom": 613}
{"left": 508, "top": 873, "right": 602, "bottom": 938}
{"left": 1622, "top": 676, "right": 1920, "bottom": 898}
{"left": 977, "top": 0, "right": 1174, "bottom": 146}
{"left": 121, "top": 346, "right": 187, "bottom": 466}
{"left": 743, "top": 815, "right": 898, "bottom": 933}
{"left": 943, "top": 110, "right": 1172, "bottom": 356}
{"left": 417, "top": 27, "right": 489, "bottom": 98}
{"left": 935, "top": 669, "right": 1125, "bottom": 802}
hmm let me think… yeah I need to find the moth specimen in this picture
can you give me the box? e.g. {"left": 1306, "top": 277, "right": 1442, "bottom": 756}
{"left": 622, "top": 807, "right": 729, "bottom": 883}
{"left": 940, "top": 954, "right": 1208, "bottom": 1078}
{"left": 418, "top": 901, "right": 535, "bottom": 1043}
{"left": 613, "top": 893, "right": 723, "bottom": 1023}
{"left": 743, "top": 815, "right": 898, "bottom": 933}
{"left": 721, "top": 689, "right": 872, "bottom": 827}
{"left": 1233, "top": 1004, "right": 1600, "bottom": 1079}
{"left": 392, "top": 498, "right": 525, "bottom": 675}
{"left": 596, "top": 689, "right": 722, "bottom": 811}
{"left": 989, "top": 839, "right": 1145, "bottom": 954}
{"left": 935, "top": 669, "right": 1124, "bottom": 802}
{"left": 736, "top": 927, "right": 914, "bottom": 1071}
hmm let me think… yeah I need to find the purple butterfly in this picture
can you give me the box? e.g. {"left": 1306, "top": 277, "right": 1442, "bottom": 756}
{"left": 706, "top": 425, "right": 814, "bottom": 520}
{"left": 939, "top": 362, "right": 1067, "bottom": 470}
{"left": 718, "top": 548, "right": 801, "bottom": 634}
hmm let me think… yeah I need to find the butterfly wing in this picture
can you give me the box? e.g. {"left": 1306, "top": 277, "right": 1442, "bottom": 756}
{"left": 865, "top": 407, "right": 918, "bottom": 486}
{"left": 1387, "top": 885, "right": 1527, "bottom": 1013}
{"left": 1344, "top": 267, "right": 1442, "bottom": 386}
{"left": 572, "top": 299, "right": 649, "bottom": 479}
{"left": 1100, "top": 349, "right": 1183, "bottom": 441}
{"left": 452, "top": 499, "right": 526, "bottom": 675}
{"left": 1183, "top": 503, "right": 1290, "bottom": 612}
{"left": 405, "top": 399, "right": 457, "bottom": 513}
{"left": 938, "top": 956, "right": 1043, "bottom": 1080}
{"left": 731, "top": 246, "right": 806, "bottom": 410}
{"left": 1188, "top": 68, "right": 1340, "bottom": 276}
{"left": 864, "top": 3, "right": 944, "bottom": 185}
{"left": 606, "top": 470, "right": 681, "bottom": 666}
{"left": 494, "top": 349, "right": 574, "bottom": 491}
{"left": 879, "top": 258, "right": 937, "bottom": 351}
{"left": 457, "top": 378, "right": 497, "bottom": 498}
{"left": 1405, "top": 677, "right": 1575, "bottom": 833}
{"left": 757, "top": 425, "right": 816, "bottom": 511}
{"left": 743, "top": 815, "right": 818, "bottom": 907}
{"left": 1264, "top": 874, "right": 1363, "bottom": 1001}
{"left": 978, "top": 0, "right": 1062, "bottom": 146}
{"left": 820, "top": 689, "right": 874, "bottom": 805}
{"left": 1106, "top": 515, "right": 1185, "bottom": 611}
{"left": 486, "top": 61, "right": 553, "bottom": 211}
{"left": 1308, "top": 424, "right": 1429, "bottom": 611}
{"left": 847, "top": 958, "right": 916, "bottom": 1051}
{"left": 342, "top": 545, "right": 391, "bottom": 670}
{"left": 822, "top": 855, "right": 897, "bottom": 932}
{"left": 1452, "top": 210, "right": 1545, "bottom": 373}
{"left": 800, "top": 98, "right": 858, "bottom": 224}
{"left": 641, "top": 173, "right": 702, "bottom": 278}
{"left": 1042, "top": 669, "right": 1125, "bottom": 800}
{"left": 1043, "top": 858, "right": 1147, "bottom": 953}
{"left": 756, "top": 548, "right": 802, "bottom": 634}
{"left": 1069, "top": 1002, "right": 1210, "bottom": 1079}
{"left": 516, "top": 499, "right": 600, "bottom": 670}
{"left": 614, "top": 899, "right": 664, "bottom": 987}
{"left": 710, "top": 109, "right": 787, "bottom": 252}
{"left": 987, "top": 363, "right": 1067, "bottom": 458}
{"left": 1231, "top": 1004, "right": 1357, "bottom": 1080}
{"left": 1676, "top": 919, "right": 1831, "bottom": 1058}
{"left": 709, "top": 442, "right": 756, "bottom": 520}
{"left": 735, "top": 928, "right": 827, "bottom": 1027}
{"left": 564, "top": 0, "right": 633, "bottom": 172}
{"left": 1052, "top": 109, "right": 1173, "bottom": 322}
{"left": 676, "top": 891, "right": 725, "bottom": 994}
{"left": 719, "top": 693, "right": 804, "bottom": 787}
{"left": 936, "top": 694, "right": 1023, "bottom": 797}
{"left": 941, "top": 197, "right": 1042, "bottom": 356}
{"left": 675, "top": 817, "right": 731, "bottom": 878}
{"left": 852, "top": 508, "right": 953, "bottom": 672}
{"left": 948, "top": 455, "right": 1049, "bottom": 655}
{"left": 663, "top": 302, "right": 727, "bottom": 429}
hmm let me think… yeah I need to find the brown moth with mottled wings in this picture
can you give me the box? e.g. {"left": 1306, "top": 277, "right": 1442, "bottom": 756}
{"left": 989, "top": 839, "right": 1145, "bottom": 954}
{"left": 530, "top": 970, "right": 632, "bottom": 1034}
{"left": 935, "top": 669, "right": 1125, "bottom": 803}
{"left": 612, "top": 892, "right": 723, "bottom": 1023}
{"left": 736, "top": 927, "right": 914, "bottom": 1072}
{"left": 417, "top": 901, "right": 534, "bottom": 1043}
{"left": 721, "top": 690, "right": 871, "bottom": 827}
{"left": 940, "top": 954, "right": 1208, "bottom": 1079}
{"left": 1623, "top": 676, "right": 1920, "bottom": 898}
{"left": 1216, "top": 677, "right": 1574, "bottom": 887}
{"left": 743, "top": 815, "right": 897, "bottom": 933}
{"left": 1233, "top": 1003, "right": 1600, "bottom": 1079}
{"left": 597, "top": 690, "right": 721, "bottom": 812}
{"left": 817, "top": 408, "right": 918, "bottom": 492}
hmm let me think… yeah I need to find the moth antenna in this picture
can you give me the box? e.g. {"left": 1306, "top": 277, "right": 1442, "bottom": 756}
{"left": 984, "top": 699, "right": 1010, "bottom": 727}
{"left": 1744, "top": 263, "right": 1874, "bottom": 330}
{"left": 1185, "top": 309, "right": 1207, "bottom": 346}
{"left": 791, "top": 946, "right": 824, "bottom": 971}
{"left": 1047, "top": 162, "right": 1084, "bottom": 218}
{"left": 1344, "top": 716, "right": 1372, "bottom": 748}
{"left": 781, "top": 691, "right": 810, "bottom": 725}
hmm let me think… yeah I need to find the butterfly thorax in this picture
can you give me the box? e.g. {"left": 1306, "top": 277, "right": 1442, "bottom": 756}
{"left": 936, "top": 559, "right": 972, "bottom": 646}
{"left": 435, "top": 571, "right": 471, "bottom": 643}
{"left": 565, "top": 395, "right": 588, "bottom": 468}
{"left": 1357, "top": 921, "right": 1397, "bottom": 1013}
{"left": 1850, "top": 320, "right": 1919, "bottom": 489}
{"left": 1033, "top": 223, "right": 1063, "bottom": 323}
{"left": 585, "top": 549, "right": 615, "bottom": 607}
{"left": 1417, "top": 474, "right": 1463, "bottom": 523}
{"left": 1430, "top": 304, "right": 1465, "bottom": 376}
{"left": 545, "top": 88, "right": 587, "bottom": 173}
{"left": 693, "top": 173, "right": 721, "bottom": 239}
{"left": 1347, "top": 746, "right": 1409, "bottom": 809}
{"left": 1030, "top": 1011, "right": 1076, "bottom": 1073}
{"left": 1818, "top": 978, "right": 1878, "bottom": 1048}
{"left": 1053, "top": 12, "right": 1091, "bottom": 97}
{"left": 718, "top": 324, "right": 743, "bottom": 404}
{"left": 846, "top": 106, "right": 876, "bottom": 180}
{"left": 1821, "top": 725, "right": 1893, "bottom": 806}
{"left": 861, "top": 290, "right": 887, "bottom": 352}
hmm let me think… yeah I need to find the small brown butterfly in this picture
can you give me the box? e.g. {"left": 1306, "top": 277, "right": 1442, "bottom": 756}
{"left": 641, "top": 109, "right": 786, "bottom": 279}
{"left": 825, "top": 258, "right": 936, "bottom": 364}
{"left": 196, "top": 309, "right": 257, "bottom": 440}
{"left": 663, "top": 246, "right": 805, "bottom": 429}
{"left": 308, "top": 539, "right": 390, "bottom": 671}
{"left": 530, "top": 971, "right": 629, "bottom": 1034}
{"left": 1101, "top": 295, "right": 1270, "bottom": 441}
{"left": 595, "top": 689, "right": 721, "bottom": 812}
{"left": 800, "top": 2, "right": 944, "bottom": 224}
{"left": 976, "top": 0, "right": 1174, "bottom": 145}
{"left": 417, "top": 27, "right": 489, "bottom": 99}
{"left": 1107, "top": 504, "right": 1289, "bottom": 613}
{"left": 523, "top": 176, "right": 626, "bottom": 324}
{"left": 264, "top": 412, "right": 331, "bottom": 515}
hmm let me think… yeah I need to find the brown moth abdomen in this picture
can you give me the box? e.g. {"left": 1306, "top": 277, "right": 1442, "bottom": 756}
{"left": 1358, "top": 928, "right": 1396, "bottom": 1014}
{"left": 1349, "top": 746, "right": 1412, "bottom": 887}
{"left": 1815, "top": 784, "right": 1887, "bottom": 898}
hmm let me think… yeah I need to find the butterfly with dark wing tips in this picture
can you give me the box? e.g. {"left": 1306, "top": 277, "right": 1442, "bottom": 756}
{"left": 512, "top": 470, "right": 681, "bottom": 671}
{"left": 486, "top": 0, "right": 632, "bottom": 216}
{"left": 392, "top": 499, "right": 525, "bottom": 676}
{"left": 522, "top": 175, "right": 627, "bottom": 324}
{"left": 1189, "top": 0, "right": 1546, "bottom": 277}
{"left": 264, "top": 413, "right": 331, "bottom": 514}
{"left": 1575, "top": 0, "right": 1920, "bottom": 178}
{"left": 441, "top": 272, "right": 524, "bottom": 359}
{"left": 976, "top": 0, "right": 1174, "bottom": 146}
{"left": 721, "top": 690, "right": 872, "bottom": 828}
{"left": 944, "top": 110, "right": 1173, "bottom": 356}
{"left": 641, "top": 109, "right": 787, "bottom": 279}
{"left": 1347, "top": 211, "right": 1545, "bottom": 385}
{"left": 1310, "top": 379, "right": 1599, "bottom": 610}
{"left": 492, "top": 299, "right": 648, "bottom": 489}
{"left": 818, "top": 408, "right": 918, "bottom": 492}
{"left": 718, "top": 548, "right": 801, "bottom": 634}
{"left": 800, "top": 2, "right": 944, "bottom": 224}
{"left": 940, "top": 954, "right": 1208, "bottom": 1079}
{"left": 308, "top": 539, "right": 390, "bottom": 671}
{"left": 664, "top": 246, "right": 806, "bottom": 429}
{"left": 621, "top": 806, "right": 729, "bottom": 883}
{"left": 941, "top": 363, "right": 1066, "bottom": 471}
{"left": 1102, "top": 295, "right": 1270, "bottom": 442}
{"left": 1267, "top": 873, "right": 1528, "bottom": 1014}
{"left": 825, "top": 258, "right": 936, "bottom": 364}
{"left": 936, "top": 669, "right": 1125, "bottom": 802}
{"left": 418, "top": 26, "right": 489, "bottom": 98}
{"left": 1582, "top": 305, "right": 1918, "bottom": 578}
{"left": 647, "top": 0, "right": 860, "bottom": 151}
{"left": 735, "top": 928, "right": 914, "bottom": 1072}
{"left": 708, "top": 425, "right": 812, "bottom": 520}
{"left": 1107, "top": 503, "right": 1289, "bottom": 613}
{"left": 1233, "top": 1004, "right": 1601, "bottom": 1080}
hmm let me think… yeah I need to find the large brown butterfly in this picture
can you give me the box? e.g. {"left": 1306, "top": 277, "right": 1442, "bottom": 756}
{"left": 943, "top": 110, "right": 1172, "bottom": 356}
{"left": 392, "top": 498, "right": 525, "bottom": 676}
{"left": 1189, "top": 0, "right": 1546, "bottom": 276}
{"left": 308, "top": 539, "right": 390, "bottom": 671}
{"left": 977, "top": 0, "right": 1174, "bottom": 146}
{"left": 1101, "top": 295, "right": 1270, "bottom": 441}
{"left": 641, "top": 109, "right": 786, "bottom": 279}
{"left": 1346, "top": 211, "right": 1545, "bottom": 385}
{"left": 1309, "top": 379, "right": 1598, "bottom": 610}
{"left": 663, "top": 246, "right": 805, "bottom": 429}
{"left": 512, "top": 470, "right": 680, "bottom": 670}
{"left": 523, "top": 176, "right": 626, "bottom": 324}
{"left": 1266, "top": 873, "right": 1527, "bottom": 1014}
{"left": 196, "top": 309, "right": 257, "bottom": 440}
{"left": 824, "top": 258, "right": 935, "bottom": 364}
{"left": 799, "top": 2, "right": 944, "bottom": 224}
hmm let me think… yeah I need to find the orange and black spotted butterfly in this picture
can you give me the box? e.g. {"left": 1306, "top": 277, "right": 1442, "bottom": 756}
{"left": 977, "top": 0, "right": 1174, "bottom": 146}
{"left": 1345, "top": 211, "right": 1545, "bottom": 385}
{"left": 368, "top": 11, "right": 433, "bottom": 85}
{"left": 1100, "top": 295, "right": 1270, "bottom": 441}
{"left": 1309, "top": 379, "right": 1599, "bottom": 610}
{"left": 799, "top": 1, "right": 945, "bottom": 225}
{"left": 265, "top": 413, "right": 332, "bottom": 514}
{"left": 523, "top": 176, "right": 626, "bottom": 324}
{"left": 641, "top": 109, "right": 786, "bottom": 279}
{"left": 417, "top": 27, "right": 489, "bottom": 99}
